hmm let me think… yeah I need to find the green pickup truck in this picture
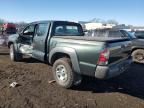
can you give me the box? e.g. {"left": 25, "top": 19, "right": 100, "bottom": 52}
{"left": 8, "top": 21, "right": 132, "bottom": 88}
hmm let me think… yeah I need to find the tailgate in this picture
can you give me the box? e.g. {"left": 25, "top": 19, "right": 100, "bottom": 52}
{"left": 108, "top": 39, "right": 132, "bottom": 64}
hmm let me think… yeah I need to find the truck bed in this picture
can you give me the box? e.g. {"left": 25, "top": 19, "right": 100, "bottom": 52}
{"left": 54, "top": 36, "right": 129, "bottom": 43}
{"left": 53, "top": 35, "right": 131, "bottom": 66}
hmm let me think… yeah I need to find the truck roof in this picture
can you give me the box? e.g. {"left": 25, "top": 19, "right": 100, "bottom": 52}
{"left": 30, "top": 20, "right": 78, "bottom": 25}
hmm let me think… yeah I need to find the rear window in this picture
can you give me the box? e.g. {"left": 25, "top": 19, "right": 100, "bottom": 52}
{"left": 53, "top": 22, "right": 84, "bottom": 36}
{"left": 87, "top": 30, "right": 124, "bottom": 38}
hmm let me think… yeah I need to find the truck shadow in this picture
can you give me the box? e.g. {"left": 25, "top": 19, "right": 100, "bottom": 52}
{"left": 73, "top": 63, "right": 144, "bottom": 99}
{"left": 0, "top": 52, "right": 9, "bottom": 55}
{"left": 21, "top": 58, "right": 43, "bottom": 63}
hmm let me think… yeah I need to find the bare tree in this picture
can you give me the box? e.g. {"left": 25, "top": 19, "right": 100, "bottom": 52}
{"left": 0, "top": 19, "right": 5, "bottom": 25}
{"left": 90, "top": 18, "right": 106, "bottom": 24}
{"left": 106, "top": 19, "right": 118, "bottom": 25}
{"left": 89, "top": 18, "right": 119, "bottom": 25}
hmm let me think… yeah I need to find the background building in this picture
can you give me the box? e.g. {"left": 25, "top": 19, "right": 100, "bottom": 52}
{"left": 84, "top": 22, "right": 116, "bottom": 30}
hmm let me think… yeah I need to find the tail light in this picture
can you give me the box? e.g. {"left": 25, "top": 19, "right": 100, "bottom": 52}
{"left": 98, "top": 49, "right": 110, "bottom": 65}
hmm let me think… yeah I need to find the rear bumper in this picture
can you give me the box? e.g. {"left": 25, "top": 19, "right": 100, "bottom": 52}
{"left": 95, "top": 58, "right": 132, "bottom": 79}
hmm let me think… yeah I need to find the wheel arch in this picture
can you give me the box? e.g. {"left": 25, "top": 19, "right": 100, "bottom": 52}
{"left": 49, "top": 47, "right": 80, "bottom": 74}
{"left": 132, "top": 47, "right": 144, "bottom": 54}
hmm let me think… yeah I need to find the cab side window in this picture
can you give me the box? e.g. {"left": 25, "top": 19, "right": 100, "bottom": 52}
{"left": 35, "top": 23, "right": 49, "bottom": 37}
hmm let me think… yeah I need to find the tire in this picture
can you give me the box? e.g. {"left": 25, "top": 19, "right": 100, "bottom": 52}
{"left": 10, "top": 44, "right": 22, "bottom": 61}
{"left": 52, "top": 58, "right": 82, "bottom": 88}
{"left": 132, "top": 49, "right": 144, "bottom": 64}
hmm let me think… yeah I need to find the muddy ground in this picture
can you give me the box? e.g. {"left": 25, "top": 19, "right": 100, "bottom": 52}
{"left": 0, "top": 46, "right": 144, "bottom": 108}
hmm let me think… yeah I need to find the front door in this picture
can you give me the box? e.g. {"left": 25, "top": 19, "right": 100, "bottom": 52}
{"left": 32, "top": 23, "right": 50, "bottom": 61}
{"left": 17, "top": 24, "right": 35, "bottom": 54}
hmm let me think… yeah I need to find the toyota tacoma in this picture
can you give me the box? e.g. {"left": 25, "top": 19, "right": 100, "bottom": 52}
{"left": 8, "top": 21, "right": 132, "bottom": 88}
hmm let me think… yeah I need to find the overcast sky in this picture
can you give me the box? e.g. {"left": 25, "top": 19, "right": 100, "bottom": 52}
{"left": 0, "top": 0, "right": 143, "bottom": 26}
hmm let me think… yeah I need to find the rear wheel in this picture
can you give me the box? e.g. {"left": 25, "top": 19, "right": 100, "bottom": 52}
{"left": 52, "top": 58, "right": 82, "bottom": 88}
{"left": 10, "top": 44, "right": 22, "bottom": 61}
{"left": 132, "top": 49, "right": 144, "bottom": 64}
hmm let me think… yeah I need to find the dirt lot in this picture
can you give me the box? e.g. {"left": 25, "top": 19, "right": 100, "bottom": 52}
{"left": 0, "top": 46, "right": 144, "bottom": 108}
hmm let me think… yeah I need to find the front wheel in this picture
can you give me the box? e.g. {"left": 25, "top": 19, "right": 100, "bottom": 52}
{"left": 10, "top": 44, "right": 22, "bottom": 61}
{"left": 52, "top": 58, "right": 82, "bottom": 89}
{"left": 132, "top": 49, "right": 144, "bottom": 64}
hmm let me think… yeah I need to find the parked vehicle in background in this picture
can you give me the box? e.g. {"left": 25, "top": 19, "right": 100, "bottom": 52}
{"left": 86, "top": 29, "right": 135, "bottom": 40}
{"left": 8, "top": 21, "right": 132, "bottom": 88}
{"left": 0, "top": 35, "right": 8, "bottom": 46}
{"left": 2, "top": 23, "right": 17, "bottom": 34}
{"left": 87, "top": 29, "right": 144, "bottom": 64}
{"left": 134, "top": 31, "right": 144, "bottom": 39}
{"left": 130, "top": 31, "right": 144, "bottom": 63}
{"left": 121, "top": 30, "right": 144, "bottom": 64}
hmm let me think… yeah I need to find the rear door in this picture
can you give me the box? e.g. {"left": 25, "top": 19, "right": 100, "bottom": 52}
{"left": 32, "top": 23, "right": 50, "bottom": 61}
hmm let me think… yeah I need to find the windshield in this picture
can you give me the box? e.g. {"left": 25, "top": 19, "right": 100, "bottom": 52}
{"left": 53, "top": 22, "right": 84, "bottom": 36}
{"left": 120, "top": 30, "right": 136, "bottom": 39}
